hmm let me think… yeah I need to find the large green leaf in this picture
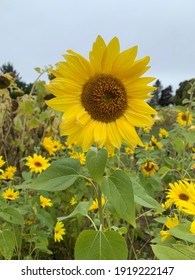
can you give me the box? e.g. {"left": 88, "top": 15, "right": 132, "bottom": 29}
{"left": 28, "top": 158, "right": 80, "bottom": 191}
{"left": 75, "top": 230, "right": 128, "bottom": 260}
{"left": 152, "top": 245, "right": 190, "bottom": 260}
{"left": 169, "top": 224, "right": 195, "bottom": 243}
{"left": 130, "top": 177, "right": 163, "bottom": 212}
{"left": 102, "top": 170, "right": 135, "bottom": 227}
{"left": 0, "top": 207, "right": 24, "bottom": 225}
{"left": 172, "top": 244, "right": 195, "bottom": 259}
{"left": 86, "top": 148, "right": 108, "bottom": 184}
{"left": 0, "top": 229, "right": 15, "bottom": 259}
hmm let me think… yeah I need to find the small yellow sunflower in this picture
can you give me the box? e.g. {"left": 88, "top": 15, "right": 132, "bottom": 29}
{"left": 43, "top": 137, "right": 64, "bottom": 156}
{"left": 40, "top": 195, "right": 53, "bottom": 208}
{"left": 46, "top": 36, "right": 156, "bottom": 153}
{"left": 25, "top": 154, "right": 50, "bottom": 173}
{"left": 2, "top": 188, "right": 20, "bottom": 200}
{"left": 165, "top": 180, "right": 195, "bottom": 210}
{"left": 54, "top": 221, "right": 66, "bottom": 242}
{"left": 150, "top": 135, "right": 162, "bottom": 149}
{"left": 141, "top": 160, "right": 158, "bottom": 176}
{"left": 70, "top": 195, "right": 78, "bottom": 206}
{"left": 0, "top": 165, "right": 17, "bottom": 180}
{"left": 125, "top": 146, "right": 135, "bottom": 155}
{"left": 70, "top": 151, "right": 86, "bottom": 165}
{"left": 88, "top": 197, "right": 106, "bottom": 211}
{"left": 176, "top": 110, "right": 192, "bottom": 127}
{"left": 160, "top": 213, "right": 179, "bottom": 241}
{"left": 159, "top": 128, "right": 168, "bottom": 138}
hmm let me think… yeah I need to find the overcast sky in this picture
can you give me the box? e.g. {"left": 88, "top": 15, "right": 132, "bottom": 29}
{"left": 1, "top": 0, "right": 195, "bottom": 93}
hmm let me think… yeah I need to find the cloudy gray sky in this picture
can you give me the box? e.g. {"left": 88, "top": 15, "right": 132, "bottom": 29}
{"left": 1, "top": 0, "right": 195, "bottom": 93}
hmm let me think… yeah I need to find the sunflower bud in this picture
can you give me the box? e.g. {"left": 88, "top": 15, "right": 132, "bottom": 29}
{"left": 0, "top": 73, "right": 14, "bottom": 89}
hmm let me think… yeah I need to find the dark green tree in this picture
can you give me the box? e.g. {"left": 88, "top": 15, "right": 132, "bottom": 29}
{"left": 170, "top": 78, "right": 195, "bottom": 105}
{"left": 158, "top": 85, "right": 173, "bottom": 106}
{"left": 149, "top": 79, "right": 163, "bottom": 107}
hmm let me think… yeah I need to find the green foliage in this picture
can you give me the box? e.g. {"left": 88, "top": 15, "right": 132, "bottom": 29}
{"left": 75, "top": 230, "right": 128, "bottom": 260}
{"left": 0, "top": 230, "right": 15, "bottom": 259}
{"left": 86, "top": 148, "right": 108, "bottom": 184}
{"left": 102, "top": 170, "right": 135, "bottom": 227}
{"left": 0, "top": 67, "right": 195, "bottom": 260}
{"left": 151, "top": 245, "right": 190, "bottom": 260}
{"left": 29, "top": 158, "right": 80, "bottom": 191}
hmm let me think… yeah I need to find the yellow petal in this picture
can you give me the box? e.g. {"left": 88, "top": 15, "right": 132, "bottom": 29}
{"left": 107, "top": 122, "right": 122, "bottom": 149}
{"left": 121, "top": 56, "right": 150, "bottom": 81}
{"left": 112, "top": 46, "right": 137, "bottom": 77}
{"left": 89, "top": 35, "right": 106, "bottom": 73}
{"left": 94, "top": 122, "right": 107, "bottom": 147}
{"left": 124, "top": 110, "right": 154, "bottom": 127}
{"left": 116, "top": 117, "right": 143, "bottom": 147}
{"left": 102, "top": 37, "right": 120, "bottom": 73}
{"left": 128, "top": 99, "right": 157, "bottom": 115}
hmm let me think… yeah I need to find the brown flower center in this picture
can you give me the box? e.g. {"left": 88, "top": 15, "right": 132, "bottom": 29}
{"left": 34, "top": 161, "right": 42, "bottom": 167}
{"left": 144, "top": 162, "right": 154, "bottom": 171}
{"left": 81, "top": 74, "right": 127, "bottom": 123}
{"left": 179, "top": 193, "right": 189, "bottom": 201}
{"left": 181, "top": 114, "right": 187, "bottom": 121}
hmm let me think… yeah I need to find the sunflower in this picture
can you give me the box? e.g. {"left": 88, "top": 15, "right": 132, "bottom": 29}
{"left": 0, "top": 73, "right": 14, "bottom": 89}
{"left": 54, "top": 221, "right": 66, "bottom": 242}
{"left": 70, "top": 151, "right": 86, "bottom": 165}
{"left": 2, "top": 188, "right": 20, "bottom": 200}
{"left": 159, "top": 128, "right": 168, "bottom": 138}
{"left": 176, "top": 110, "right": 192, "bottom": 127}
{"left": 43, "top": 137, "right": 65, "bottom": 156}
{"left": 40, "top": 195, "right": 53, "bottom": 208}
{"left": 25, "top": 154, "right": 50, "bottom": 173}
{"left": 160, "top": 213, "right": 179, "bottom": 241}
{"left": 46, "top": 36, "right": 156, "bottom": 153}
{"left": 165, "top": 180, "right": 195, "bottom": 210}
{"left": 150, "top": 135, "right": 162, "bottom": 149}
{"left": 141, "top": 160, "right": 158, "bottom": 176}
{"left": 88, "top": 197, "right": 106, "bottom": 211}
{"left": 0, "top": 166, "right": 17, "bottom": 180}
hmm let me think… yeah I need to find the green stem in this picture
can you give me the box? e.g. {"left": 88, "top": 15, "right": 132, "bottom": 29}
{"left": 96, "top": 183, "right": 104, "bottom": 230}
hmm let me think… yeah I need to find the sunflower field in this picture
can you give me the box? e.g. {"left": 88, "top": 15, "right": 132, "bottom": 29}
{"left": 0, "top": 36, "right": 195, "bottom": 260}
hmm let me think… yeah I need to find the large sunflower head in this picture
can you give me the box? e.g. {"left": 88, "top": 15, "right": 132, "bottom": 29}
{"left": 46, "top": 36, "right": 156, "bottom": 153}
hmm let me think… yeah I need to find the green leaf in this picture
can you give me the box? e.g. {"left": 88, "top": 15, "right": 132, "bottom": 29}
{"left": 28, "top": 158, "right": 80, "bottom": 191}
{"left": 75, "top": 230, "right": 128, "bottom": 260}
{"left": 36, "top": 209, "right": 55, "bottom": 228}
{"left": 0, "top": 229, "right": 15, "bottom": 259}
{"left": 58, "top": 201, "right": 92, "bottom": 221}
{"left": 172, "top": 137, "right": 185, "bottom": 153}
{"left": 172, "top": 244, "right": 195, "bottom": 259}
{"left": 102, "top": 170, "right": 135, "bottom": 227}
{"left": 130, "top": 178, "right": 163, "bottom": 212}
{"left": 0, "top": 207, "right": 24, "bottom": 225}
{"left": 183, "top": 131, "right": 195, "bottom": 145}
{"left": 151, "top": 245, "right": 190, "bottom": 260}
{"left": 169, "top": 224, "right": 195, "bottom": 243}
{"left": 86, "top": 148, "right": 108, "bottom": 184}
